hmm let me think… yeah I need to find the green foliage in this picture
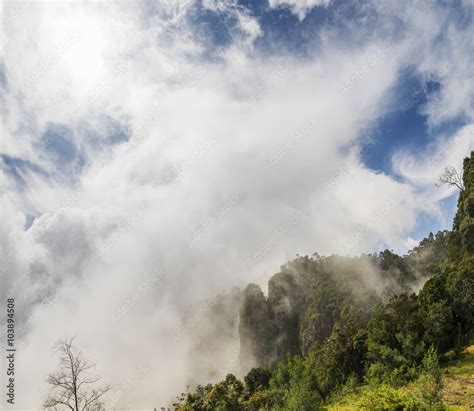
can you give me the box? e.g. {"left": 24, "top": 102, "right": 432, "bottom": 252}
{"left": 204, "top": 374, "right": 244, "bottom": 410}
{"left": 366, "top": 294, "right": 425, "bottom": 384}
{"left": 244, "top": 367, "right": 271, "bottom": 397}
{"left": 269, "top": 354, "right": 322, "bottom": 409}
{"left": 406, "top": 231, "right": 450, "bottom": 279}
{"left": 174, "top": 151, "right": 474, "bottom": 411}
{"left": 305, "top": 309, "right": 367, "bottom": 397}
{"left": 446, "top": 269, "right": 474, "bottom": 351}
{"left": 418, "top": 346, "right": 443, "bottom": 409}
{"left": 356, "top": 385, "right": 424, "bottom": 410}
{"left": 173, "top": 384, "right": 213, "bottom": 410}
{"left": 173, "top": 375, "right": 244, "bottom": 411}
{"left": 446, "top": 151, "right": 474, "bottom": 351}
{"left": 244, "top": 387, "right": 276, "bottom": 411}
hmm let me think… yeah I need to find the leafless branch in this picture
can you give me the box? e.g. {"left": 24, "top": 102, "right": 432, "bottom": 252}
{"left": 435, "top": 166, "right": 464, "bottom": 191}
{"left": 44, "top": 337, "right": 111, "bottom": 411}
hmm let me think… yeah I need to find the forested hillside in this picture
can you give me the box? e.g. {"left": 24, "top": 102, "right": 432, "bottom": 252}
{"left": 174, "top": 152, "right": 474, "bottom": 410}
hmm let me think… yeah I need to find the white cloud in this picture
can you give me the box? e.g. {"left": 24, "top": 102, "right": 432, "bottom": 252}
{"left": 269, "top": 0, "right": 331, "bottom": 20}
{"left": 372, "top": 0, "right": 474, "bottom": 125}
{"left": 392, "top": 124, "right": 474, "bottom": 201}
{"left": 0, "top": 0, "right": 473, "bottom": 408}
{"left": 404, "top": 236, "right": 420, "bottom": 251}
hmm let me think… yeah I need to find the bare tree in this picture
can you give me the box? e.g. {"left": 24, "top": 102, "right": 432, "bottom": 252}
{"left": 436, "top": 166, "right": 464, "bottom": 191}
{"left": 44, "top": 337, "right": 111, "bottom": 411}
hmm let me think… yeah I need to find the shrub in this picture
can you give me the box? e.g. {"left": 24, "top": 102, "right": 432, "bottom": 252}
{"left": 356, "top": 385, "right": 423, "bottom": 410}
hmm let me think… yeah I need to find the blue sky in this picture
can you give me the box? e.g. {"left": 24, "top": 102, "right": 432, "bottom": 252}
{"left": 182, "top": 0, "right": 471, "bottom": 247}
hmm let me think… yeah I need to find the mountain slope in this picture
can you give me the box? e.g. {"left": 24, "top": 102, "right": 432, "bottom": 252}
{"left": 173, "top": 151, "right": 474, "bottom": 411}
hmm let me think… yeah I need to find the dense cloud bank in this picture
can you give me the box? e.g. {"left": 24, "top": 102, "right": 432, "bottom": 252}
{"left": 0, "top": 0, "right": 473, "bottom": 407}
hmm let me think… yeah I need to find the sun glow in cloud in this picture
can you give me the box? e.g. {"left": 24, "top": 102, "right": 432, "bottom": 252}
{"left": 60, "top": 12, "right": 106, "bottom": 87}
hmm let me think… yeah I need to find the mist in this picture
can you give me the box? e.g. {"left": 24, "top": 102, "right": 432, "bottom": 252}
{"left": 1, "top": 0, "right": 473, "bottom": 408}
